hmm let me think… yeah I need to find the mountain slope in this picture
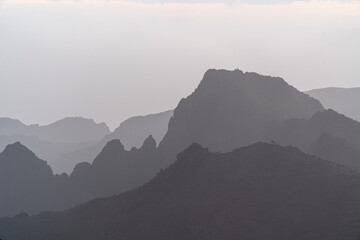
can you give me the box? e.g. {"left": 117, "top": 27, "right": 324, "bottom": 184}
{"left": 1, "top": 143, "right": 360, "bottom": 240}
{"left": 306, "top": 87, "right": 360, "bottom": 122}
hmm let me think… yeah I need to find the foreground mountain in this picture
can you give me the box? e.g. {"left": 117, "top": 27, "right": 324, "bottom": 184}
{"left": 306, "top": 87, "right": 360, "bottom": 121}
{"left": 1, "top": 143, "right": 360, "bottom": 240}
{"left": 159, "top": 69, "right": 324, "bottom": 161}
{"left": 0, "top": 142, "right": 68, "bottom": 217}
{"left": 52, "top": 110, "right": 173, "bottom": 174}
{"left": 0, "top": 137, "right": 158, "bottom": 217}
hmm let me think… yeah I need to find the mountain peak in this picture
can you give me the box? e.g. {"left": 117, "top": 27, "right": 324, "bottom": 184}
{"left": 177, "top": 143, "right": 208, "bottom": 161}
{"left": 103, "top": 139, "right": 125, "bottom": 152}
{"left": 1, "top": 142, "right": 38, "bottom": 160}
{"left": 160, "top": 69, "right": 324, "bottom": 155}
{"left": 92, "top": 139, "right": 125, "bottom": 166}
{"left": 140, "top": 135, "right": 157, "bottom": 151}
{"left": 198, "top": 69, "right": 287, "bottom": 91}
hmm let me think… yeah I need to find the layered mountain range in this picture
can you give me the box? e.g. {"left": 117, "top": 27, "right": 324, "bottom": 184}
{"left": 1, "top": 69, "right": 360, "bottom": 239}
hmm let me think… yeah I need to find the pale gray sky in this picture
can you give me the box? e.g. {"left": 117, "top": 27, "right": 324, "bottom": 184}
{"left": 0, "top": 0, "right": 359, "bottom": 129}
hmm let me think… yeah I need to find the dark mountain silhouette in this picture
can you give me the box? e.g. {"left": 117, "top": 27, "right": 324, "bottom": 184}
{"left": 52, "top": 110, "right": 173, "bottom": 174}
{"left": 1, "top": 143, "right": 360, "bottom": 240}
{"left": 0, "top": 142, "right": 69, "bottom": 217}
{"left": 158, "top": 69, "right": 324, "bottom": 162}
{"left": 0, "top": 136, "right": 159, "bottom": 217}
{"left": 68, "top": 135, "right": 158, "bottom": 204}
{"left": 306, "top": 87, "right": 360, "bottom": 122}
{"left": 0, "top": 117, "right": 110, "bottom": 174}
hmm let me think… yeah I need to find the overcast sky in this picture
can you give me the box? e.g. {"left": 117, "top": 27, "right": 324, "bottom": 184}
{"left": 0, "top": 0, "right": 359, "bottom": 129}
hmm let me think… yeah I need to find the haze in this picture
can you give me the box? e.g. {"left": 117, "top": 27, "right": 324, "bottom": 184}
{"left": 0, "top": 0, "right": 359, "bottom": 129}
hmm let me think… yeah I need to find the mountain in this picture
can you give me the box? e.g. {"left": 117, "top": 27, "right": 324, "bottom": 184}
{"left": 158, "top": 69, "right": 324, "bottom": 162}
{"left": 306, "top": 87, "right": 360, "bottom": 122}
{"left": 0, "top": 142, "right": 69, "bottom": 217}
{"left": 108, "top": 110, "right": 173, "bottom": 150}
{"left": 156, "top": 69, "right": 360, "bottom": 171}
{"left": 273, "top": 109, "right": 360, "bottom": 170}
{"left": 0, "top": 117, "right": 110, "bottom": 143}
{"left": 0, "top": 117, "right": 110, "bottom": 173}
{"left": 0, "top": 134, "right": 98, "bottom": 167}
{"left": 2, "top": 143, "right": 360, "bottom": 240}
{"left": 0, "top": 136, "right": 158, "bottom": 217}
{"left": 52, "top": 110, "right": 173, "bottom": 174}
{"left": 68, "top": 135, "right": 158, "bottom": 204}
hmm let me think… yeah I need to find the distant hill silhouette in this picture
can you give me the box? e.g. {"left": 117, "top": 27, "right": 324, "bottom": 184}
{"left": 52, "top": 110, "right": 173, "bottom": 174}
{"left": 0, "top": 117, "right": 110, "bottom": 173}
{"left": 1, "top": 143, "right": 360, "bottom": 240}
{"left": 158, "top": 69, "right": 324, "bottom": 163}
{"left": 306, "top": 87, "right": 360, "bottom": 122}
{"left": 0, "top": 117, "right": 110, "bottom": 143}
{"left": 0, "top": 136, "right": 159, "bottom": 217}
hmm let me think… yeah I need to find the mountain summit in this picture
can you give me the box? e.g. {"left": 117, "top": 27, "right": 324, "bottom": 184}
{"left": 159, "top": 69, "right": 324, "bottom": 157}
